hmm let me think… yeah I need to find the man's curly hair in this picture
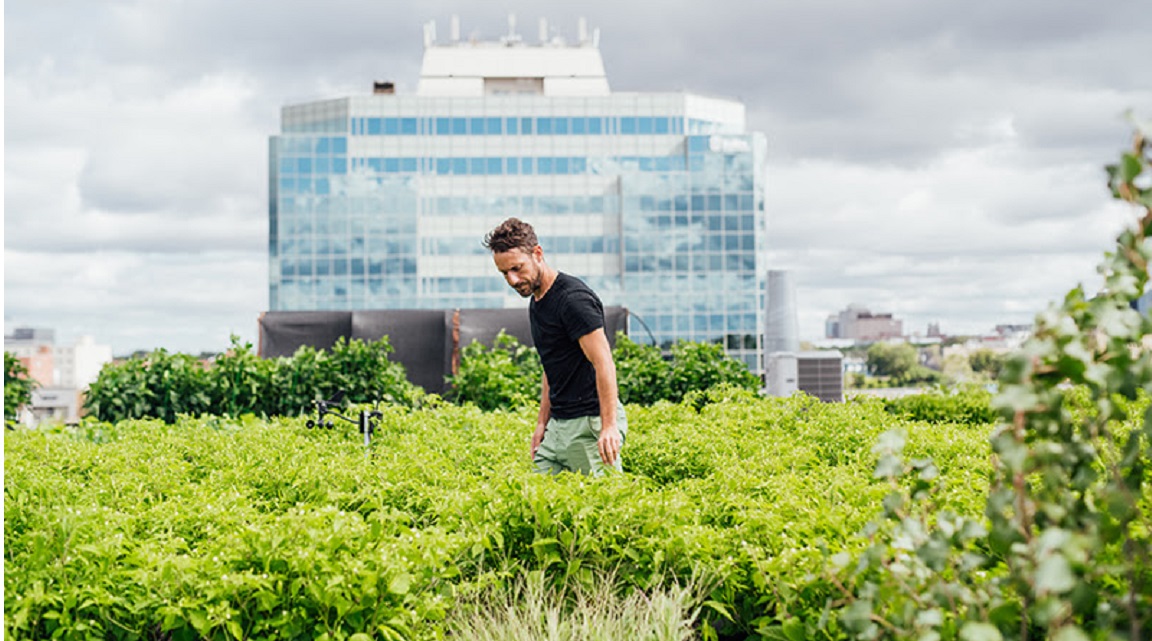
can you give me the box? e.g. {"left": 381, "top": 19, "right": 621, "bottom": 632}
{"left": 483, "top": 218, "right": 538, "bottom": 253}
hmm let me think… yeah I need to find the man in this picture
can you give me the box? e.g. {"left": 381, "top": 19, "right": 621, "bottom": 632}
{"left": 483, "top": 217, "right": 626, "bottom": 475}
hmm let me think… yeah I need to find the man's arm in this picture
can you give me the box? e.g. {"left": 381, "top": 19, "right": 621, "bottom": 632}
{"left": 531, "top": 372, "right": 551, "bottom": 459}
{"left": 577, "top": 328, "right": 622, "bottom": 466}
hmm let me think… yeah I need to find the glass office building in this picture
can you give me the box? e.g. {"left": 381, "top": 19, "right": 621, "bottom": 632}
{"left": 269, "top": 22, "right": 768, "bottom": 370}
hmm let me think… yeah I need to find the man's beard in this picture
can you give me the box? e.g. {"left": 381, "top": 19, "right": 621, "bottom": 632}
{"left": 515, "top": 274, "right": 542, "bottom": 297}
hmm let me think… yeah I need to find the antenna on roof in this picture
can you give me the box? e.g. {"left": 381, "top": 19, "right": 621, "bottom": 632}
{"left": 450, "top": 15, "right": 460, "bottom": 41}
{"left": 503, "top": 13, "right": 522, "bottom": 45}
{"left": 538, "top": 17, "right": 548, "bottom": 44}
{"left": 423, "top": 20, "right": 436, "bottom": 47}
{"left": 578, "top": 17, "right": 587, "bottom": 43}
{"left": 592, "top": 27, "right": 600, "bottom": 48}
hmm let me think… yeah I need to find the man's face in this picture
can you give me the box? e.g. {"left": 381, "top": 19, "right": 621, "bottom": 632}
{"left": 493, "top": 246, "right": 543, "bottom": 298}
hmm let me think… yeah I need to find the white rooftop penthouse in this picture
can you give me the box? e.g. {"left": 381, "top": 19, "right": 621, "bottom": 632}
{"left": 416, "top": 16, "right": 610, "bottom": 97}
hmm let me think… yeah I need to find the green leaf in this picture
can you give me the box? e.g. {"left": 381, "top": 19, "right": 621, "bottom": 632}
{"left": 1051, "top": 625, "right": 1090, "bottom": 641}
{"left": 1035, "top": 554, "right": 1076, "bottom": 595}
{"left": 959, "top": 621, "right": 1003, "bottom": 641}
{"left": 387, "top": 573, "right": 412, "bottom": 595}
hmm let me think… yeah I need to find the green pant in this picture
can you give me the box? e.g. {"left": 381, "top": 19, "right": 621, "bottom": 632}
{"left": 533, "top": 403, "right": 627, "bottom": 476}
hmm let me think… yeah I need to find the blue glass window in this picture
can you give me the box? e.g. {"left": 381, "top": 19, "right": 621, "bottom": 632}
{"left": 487, "top": 158, "right": 502, "bottom": 175}
{"left": 315, "top": 157, "right": 330, "bottom": 173}
{"left": 382, "top": 158, "right": 397, "bottom": 172}
{"left": 400, "top": 118, "right": 417, "bottom": 135}
{"left": 571, "top": 157, "right": 586, "bottom": 174}
{"left": 536, "top": 118, "right": 553, "bottom": 135}
{"left": 654, "top": 118, "right": 670, "bottom": 134}
{"left": 452, "top": 158, "right": 467, "bottom": 174}
{"left": 451, "top": 118, "right": 467, "bottom": 134}
{"left": 505, "top": 118, "right": 519, "bottom": 134}
{"left": 367, "top": 118, "right": 383, "bottom": 135}
{"left": 317, "top": 138, "right": 330, "bottom": 153}
{"left": 620, "top": 117, "right": 637, "bottom": 134}
{"left": 506, "top": 157, "right": 519, "bottom": 174}
{"left": 588, "top": 118, "right": 603, "bottom": 135}
{"left": 554, "top": 118, "right": 569, "bottom": 135}
{"left": 436, "top": 118, "right": 451, "bottom": 135}
{"left": 383, "top": 118, "right": 399, "bottom": 135}
{"left": 638, "top": 117, "right": 654, "bottom": 134}
{"left": 332, "top": 158, "right": 347, "bottom": 173}
{"left": 436, "top": 159, "right": 450, "bottom": 175}
{"left": 688, "top": 136, "right": 709, "bottom": 152}
{"left": 280, "top": 158, "right": 295, "bottom": 173}
{"left": 401, "top": 158, "right": 417, "bottom": 172}
{"left": 555, "top": 157, "right": 569, "bottom": 174}
{"left": 470, "top": 158, "right": 485, "bottom": 174}
{"left": 521, "top": 157, "right": 534, "bottom": 174}
{"left": 571, "top": 118, "right": 586, "bottom": 135}
{"left": 537, "top": 157, "right": 553, "bottom": 174}
{"left": 486, "top": 117, "right": 502, "bottom": 134}
{"left": 469, "top": 117, "right": 485, "bottom": 134}
{"left": 297, "top": 158, "right": 312, "bottom": 173}
{"left": 520, "top": 117, "right": 533, "bottom": 134}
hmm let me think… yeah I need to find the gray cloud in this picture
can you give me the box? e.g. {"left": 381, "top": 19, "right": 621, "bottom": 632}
{"left": 4, "top": 0, "right": 1150, "bottom": 354}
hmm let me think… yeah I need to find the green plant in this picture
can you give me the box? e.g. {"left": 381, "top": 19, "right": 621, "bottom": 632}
{"left": 447, "top": 570, "right": 706, "bottom": 641}
{"left": 5, "top": 352, "right": 36, "bottom": 428}
{"left": 666, "top": 340, "right": 761, "bottom": 404}
{"left": 969, "top": 349, "right": 1007, "bottom": 380}
{"left": 883, "top": 385, "right": 997, "bottom": 425}
{"left": 614, "top": 333, "right": 672, "bottom": 405}
{"left": 825, "top": 124, "right": 1152, "bottom": 639}
{"left": 82, "top": 335, "right": 419, "bottom": 422}
{"left": 447, "top": 330, "right": 543, "bottom": 411}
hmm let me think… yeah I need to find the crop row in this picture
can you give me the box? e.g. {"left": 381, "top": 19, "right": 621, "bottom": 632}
{"left": 5, "top": 389, "right": 995, "bottom": 640}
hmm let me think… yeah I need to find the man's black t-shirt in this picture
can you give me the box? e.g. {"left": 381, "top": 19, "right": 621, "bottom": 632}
{"left": 529, "top": 272, "right": 605, "bottom": 419}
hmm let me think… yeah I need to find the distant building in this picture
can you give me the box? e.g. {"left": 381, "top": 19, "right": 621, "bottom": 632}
{"left": 267, "top": 16, "right": 769, "bottom": 372}
{"left": 942, "top": 324, "right": 1033, "bottom": 364}
{"left": 5, "top": 326, "right": 57, "bottom": 386}
{"left": 56, "top": 335, "right": 114, "bottom": 388}
{"left": 825, "top": 304, "right": 903, "bottom": 342}
{"left": 4, "top": 327, "right": 112, "bottom": 424}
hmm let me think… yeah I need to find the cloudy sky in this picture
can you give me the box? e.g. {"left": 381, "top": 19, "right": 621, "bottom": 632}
{"left": 5, "top": 0, "right": 1150, "bottom": 355}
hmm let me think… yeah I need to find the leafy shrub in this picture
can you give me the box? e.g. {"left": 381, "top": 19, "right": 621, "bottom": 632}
{"left": 446, "top": 330, "right": 543, "bottom": 411}
{"left": 666, "top": 339, "right": 761, "bottom": 403}
{"left": 447, "top": 332, "right": 762, "bottom": 411}
{"left": 614, "top": 333, "right": 672, "bottom": 404}
{"left": 968, "top": 348, "right": 1007, "bottom": 380}
{"left": 825, "top": 126, "right": 1152, "bottom": 639}
{"left": 83, "top": 335, "right": 418, "bottom": 422}
{"left": 4, "top": 352, "right": 36, "bottom": 428}
{"left": 882, "top": 385, "right": 997, "bottom": 425}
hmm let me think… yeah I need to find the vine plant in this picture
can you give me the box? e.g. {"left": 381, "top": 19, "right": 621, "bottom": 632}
{"left": 826, "top": 123, "right": 1152, "bottom": 641}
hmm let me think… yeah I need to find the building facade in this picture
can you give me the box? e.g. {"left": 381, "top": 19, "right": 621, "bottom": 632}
{"left": 825, "top": 304, "right": 904, "bottom": 342}
{"left": 268, "top": 21, "right": 768, "bottom": 370}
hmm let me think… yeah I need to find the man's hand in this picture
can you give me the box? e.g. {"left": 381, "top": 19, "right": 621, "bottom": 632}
{"left": 598, "top": 423, "right": 622, "bottom": 467}
{"left": 530, "top": 423, "right": 547, "bottom": 460}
